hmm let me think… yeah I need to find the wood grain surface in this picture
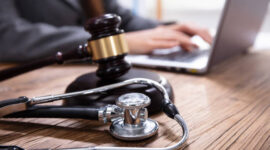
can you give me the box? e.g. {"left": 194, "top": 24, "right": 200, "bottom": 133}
{"left": 0, "top": 51, "right": 269, "bottom": 150}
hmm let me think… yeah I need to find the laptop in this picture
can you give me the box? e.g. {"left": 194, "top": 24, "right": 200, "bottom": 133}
{"left": 126, "top": 0, "right": 269, "bottom": 74}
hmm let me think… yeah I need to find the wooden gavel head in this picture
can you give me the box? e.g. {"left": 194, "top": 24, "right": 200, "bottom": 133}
{"left": 85, "top": 14, "right": 131, "bottom": 80}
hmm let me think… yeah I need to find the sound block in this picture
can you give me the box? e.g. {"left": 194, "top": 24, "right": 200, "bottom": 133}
{"left": 63, "top": 68, "right": 174, "bottom": 115}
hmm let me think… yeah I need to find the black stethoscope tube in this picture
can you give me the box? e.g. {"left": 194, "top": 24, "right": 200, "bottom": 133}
{"left": 4, "top": 106, "right": 99, "bottom": 120}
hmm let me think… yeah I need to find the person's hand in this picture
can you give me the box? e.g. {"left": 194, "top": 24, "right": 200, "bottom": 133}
{"left": 165, "top": 23, "right": 212, "bottom": 44}
{"left": 125, "top": 23, "right": 212, "bottom": 54}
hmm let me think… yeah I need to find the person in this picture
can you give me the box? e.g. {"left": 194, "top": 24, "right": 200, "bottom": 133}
{"left": 0, "top": 0, "right": 212, "bottom": 62}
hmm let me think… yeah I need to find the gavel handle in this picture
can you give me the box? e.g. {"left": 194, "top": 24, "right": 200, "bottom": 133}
{"left": 0, "top": 56, "right": 57, "bottom": 82}
{"left": 0, "top": 44, "right": 89, "bottom": 82}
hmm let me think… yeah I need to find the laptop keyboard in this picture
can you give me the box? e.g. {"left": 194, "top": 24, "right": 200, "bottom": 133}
{"left": 148, "top": 49, "right": 210, "bottom": 62}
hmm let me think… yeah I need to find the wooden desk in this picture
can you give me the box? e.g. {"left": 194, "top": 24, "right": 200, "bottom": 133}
{"left": 0, "top": 51, "right": 269, "bottom": 150}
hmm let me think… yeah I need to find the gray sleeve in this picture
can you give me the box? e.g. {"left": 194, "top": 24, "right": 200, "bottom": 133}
{"left": 0, "top": 0, "right": 89, "bottom": 62}
{"left": 103, "top": 0, "right": 160, "bottom": 32}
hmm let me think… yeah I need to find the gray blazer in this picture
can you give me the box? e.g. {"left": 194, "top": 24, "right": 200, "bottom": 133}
{"left": 0, "top": 0, "right": 159, "bottom": 62}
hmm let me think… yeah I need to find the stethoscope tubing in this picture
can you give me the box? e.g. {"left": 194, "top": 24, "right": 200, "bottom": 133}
{"left": 4, "top": 106, "right": 100, "bottom": 120}
{"left": 1, "top": 78, "right": 189, "bottom": 150}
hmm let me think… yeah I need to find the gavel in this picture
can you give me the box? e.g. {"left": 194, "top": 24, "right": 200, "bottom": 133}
{"left": 0, "top": 14, "right": 131, "bottom": 81}
{"left": 0, "top": 13, "right": 175, "bottom": 117}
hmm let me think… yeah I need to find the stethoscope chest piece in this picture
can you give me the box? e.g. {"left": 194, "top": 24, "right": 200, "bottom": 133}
{"left": 109, "top": 93, "right": 159, "bottom": 141}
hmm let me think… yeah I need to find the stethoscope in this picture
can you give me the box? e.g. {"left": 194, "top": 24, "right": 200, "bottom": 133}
{"left": 0, "top": 78, "right": 188, "bottom": 150}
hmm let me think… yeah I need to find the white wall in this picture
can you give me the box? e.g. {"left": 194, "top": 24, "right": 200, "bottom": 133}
{"left": 117, "top": 0, "right": 156, "bottom": 18}
{"left": 117, "top": 0, "right": 270, "bottom": 32}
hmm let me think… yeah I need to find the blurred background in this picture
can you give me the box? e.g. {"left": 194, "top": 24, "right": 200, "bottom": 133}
{"left": 117, "top": 0, "right": 270, "bottom": 32}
